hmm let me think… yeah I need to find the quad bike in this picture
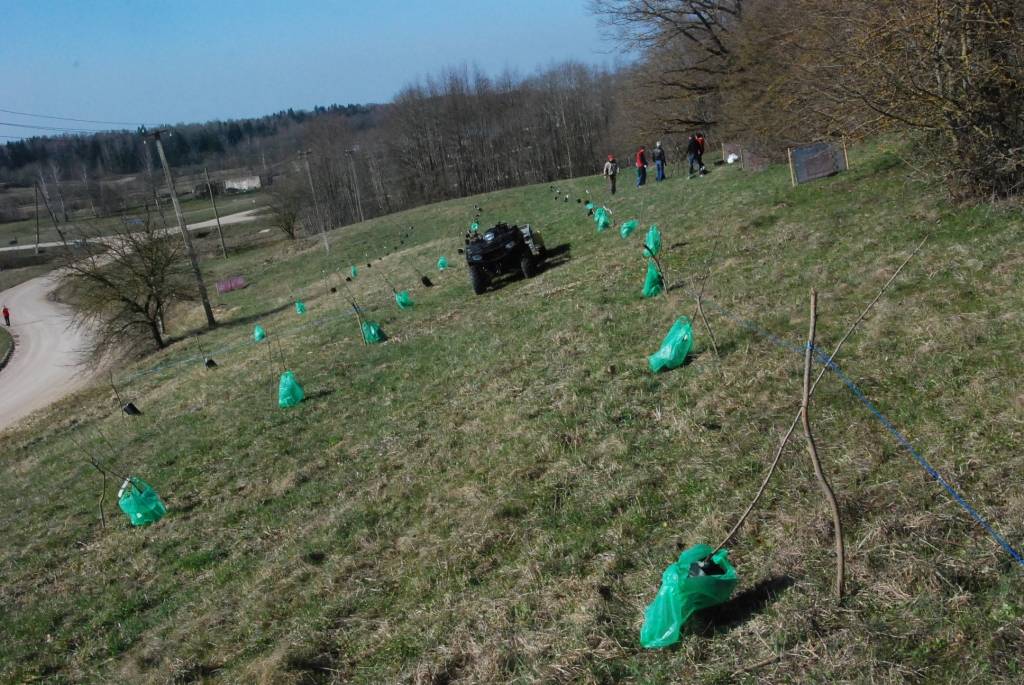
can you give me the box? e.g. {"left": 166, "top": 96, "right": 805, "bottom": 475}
{"left": 463, "top": 222, "right": 546, "bottom": 295}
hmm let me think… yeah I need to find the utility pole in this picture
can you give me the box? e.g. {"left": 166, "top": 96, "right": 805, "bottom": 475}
{"left": 345, "top": 148, "right": 365, "bottom": 223}
{"left": 149, "top": 130, "right": 216, "bottom": 328}
{"left": 33, "top": 182, "right": 40, "bottom": 255}
{"left": 298, "top": 150, "right": 329, "bottom": 253}
{"left": 203, "top": 167, "right": 228, "bottom": 259}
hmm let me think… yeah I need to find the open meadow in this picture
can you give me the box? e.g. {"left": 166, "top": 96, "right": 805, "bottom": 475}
{"left": 1, "top": 141, "right": 1022, "bottom": 683}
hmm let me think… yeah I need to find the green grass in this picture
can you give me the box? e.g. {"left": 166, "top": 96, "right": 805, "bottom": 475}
{"left": 2, "top": 140, "right": 1023, "bottom": 683}
{"left": 0, "top": 325, "right": 11, "bottom": 362}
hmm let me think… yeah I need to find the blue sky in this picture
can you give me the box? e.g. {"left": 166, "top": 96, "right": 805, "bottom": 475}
{"left": 0, "top": 0, "right": 623, "bottom": 134}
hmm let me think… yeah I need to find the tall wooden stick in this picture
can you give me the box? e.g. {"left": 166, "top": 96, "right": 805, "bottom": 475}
{"left": 708, "top": 235, "right": 928, "bottom": 558}
{"left": 802, "top": 289, "right": 845, "bottom": 599}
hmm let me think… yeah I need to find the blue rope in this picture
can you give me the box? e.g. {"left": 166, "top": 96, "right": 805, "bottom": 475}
{"left": 811, "top": 345, "right": 1024, "bottom": 567}
{"left": 690, "top": 281, "right": 1024, "bottom": 567}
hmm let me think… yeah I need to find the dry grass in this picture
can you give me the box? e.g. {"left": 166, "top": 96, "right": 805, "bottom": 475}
{"left": 1, "top": 139, "right": 1023, "bottom": 683}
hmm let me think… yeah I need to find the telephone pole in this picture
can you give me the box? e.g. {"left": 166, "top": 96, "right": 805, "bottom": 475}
{"left": 203, "top": 167, "right": 228, "bottom": 259}
{"left": 298, "top": 150, "right": 329, "bottom": 253}
{"left": 148, "top": 130, "right": 216, "bottom": 329}
{"left": 345, "top": 148, "right": 365, "bottom": 223}
{"left": 33, "top": 182, "right": 40, "bottom": 255}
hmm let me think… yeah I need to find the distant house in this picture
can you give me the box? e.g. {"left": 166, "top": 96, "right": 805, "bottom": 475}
{"left": 224, "top": 176, "right": 262, "bottom": 193}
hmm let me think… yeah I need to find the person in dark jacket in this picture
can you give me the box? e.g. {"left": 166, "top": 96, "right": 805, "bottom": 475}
{"left": 635, "top": 146, "right": 648, "bottom": 187}
{"left": 652, "top": 141, "right": 667, "bottom": 181}
{"left": 687, "top": 134, "right": 701, "bottom": 176}
{"left": 695, "top": 132, "right": 706, "bottom": 174}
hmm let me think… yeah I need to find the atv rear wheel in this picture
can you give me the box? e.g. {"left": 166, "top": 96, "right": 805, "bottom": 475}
{"left": 520, "top": 255, "right": 538, "bottom": 278}
{"left": 469, "top": 265, "right": 489, "bottom": 294}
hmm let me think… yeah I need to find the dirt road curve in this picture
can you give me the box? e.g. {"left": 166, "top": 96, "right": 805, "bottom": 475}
{"left": 0, "top": 207, "right": 264, "bottom": 430}
{"left": 0, "top": 274, "right": 91, "bottom": 429}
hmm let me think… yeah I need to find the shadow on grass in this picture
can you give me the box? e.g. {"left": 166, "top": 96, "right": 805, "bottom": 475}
{"left": 693, "top": 574, "right": 797, "bottom": 635}
{"left": 303, "top": 388, "right": 335, "bottom": 402}
{"left": 481, "top": 242, "right": 573, "bottom": 294}
{"left": 171, "top": 301, "right": 297, "bottom": 346}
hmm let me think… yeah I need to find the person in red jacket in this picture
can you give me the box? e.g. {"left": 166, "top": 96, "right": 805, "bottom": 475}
{"left": 2, "top": 305, "right": 9, "bottom": 327}
{"left": 635, "top": 146, "right": 648, "bottom": 187}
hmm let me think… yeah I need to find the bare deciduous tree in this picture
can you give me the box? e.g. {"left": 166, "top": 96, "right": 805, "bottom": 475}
{"left": 266, "top": 177, "right": 306, "bottom": 240}
{"left": 61, "top": 213, "right": 195, "bottom": 362}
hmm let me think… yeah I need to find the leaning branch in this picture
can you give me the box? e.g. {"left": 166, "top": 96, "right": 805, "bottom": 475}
{"left": 708, "top": 235, "right": 928, "bottom": 557}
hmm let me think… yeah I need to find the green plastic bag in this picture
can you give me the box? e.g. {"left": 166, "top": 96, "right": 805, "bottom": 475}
{"left": 253, "top": 325, "right": 266, "bottom": 342}
{"left": 642, "top": 259, "right": 663, "bottom": 298}
{"left": 640, "top": 544, "right": 738, "bottom": 648}
{"left": 350, "top": 265, "right": 358, "bottom": 278}
{"left": 437, "top": 256, "right": 448, "bottom": 271}
{"left": 395, "top": 291, "right": 414, "bottom": 309}
{"left": 594, "top": 207, "right": 611, "bottom": 232}
{"left": 278, "top": 370, "right": 305, "bottom": 408}
{"left": 361, "top": 320, "right": 385, "bottom": 344}
{"left": 648, "top": 317, "right": 693, "bottom": 373}
{"left": 470, "top": 222, "right": 480, "bottom": 233}
{"left": 118, "top": 477, "right": 167, "bottom": 527}
{"left": 295, "top": 300, "right": 306, "bottom": 315}
{"left": 644, "top": 225, "right": 662, "bottom": 257}
{"left": 620, "top": 219, "right": 639, "bottom": 239}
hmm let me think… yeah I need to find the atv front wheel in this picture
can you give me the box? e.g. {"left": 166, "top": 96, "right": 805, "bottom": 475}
{"left": 520, "top": 255, "right": 538, "bottom": 278}
{"left": 469, "top": 265, "right": 489, "bottom": 294}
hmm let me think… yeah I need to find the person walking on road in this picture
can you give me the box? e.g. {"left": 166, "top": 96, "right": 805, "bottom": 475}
{"left": 603, "top": 154, "right": 619, "bottom": 195}
{"left": 635, "top": 146, "right": 648, "bottom": 187}
{"left": 2, "top": 305, "right": 9, "bottom": 327}
{"left": 652, "top": 141, "right": 667, "bottom": 181}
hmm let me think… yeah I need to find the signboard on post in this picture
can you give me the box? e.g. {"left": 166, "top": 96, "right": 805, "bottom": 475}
{"left": 788, "top": 141, "right": 849, "bottom": 185}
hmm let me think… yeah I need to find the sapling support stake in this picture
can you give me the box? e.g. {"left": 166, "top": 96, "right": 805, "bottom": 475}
{"left": 194, "top": 334, "right": 216, "bottom": 368}
{"left": 802, "top": 289, "right": 845, "bottom": 599}
{"left": 109, "top": 372, "right": 141, "bottom": 416}
{"left": 340, "top": 277, "right": 368, "bottom": 346}
{"left": 707, "top": 235, "right": 929, "bottom": 561}
{"left": 70, "top": 431, "right": 132, "bottom": 528}
{"left": 642, "top": 244, "right": 672, "bottom": 295}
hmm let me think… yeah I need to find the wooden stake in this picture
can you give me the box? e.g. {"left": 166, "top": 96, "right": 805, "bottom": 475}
{"left": 787, "top": 147, "right": 797, "bottom": 187}
{"left": 203, "top": 167, "right": 228, "bottom": 259}
{"left": 801, "top": 289, "right": 845, "bottom": 599}
{"left": 841, "top": 137, "right": 850, "bottom": 170}
{"left": 708, "top": 236, "right": 927, "bottom": 559}
{"left": 150, "top": 131, "right": 216, "bottom": 329}
{"left": 33, "top": 182, "right": 40, "bottom": 255}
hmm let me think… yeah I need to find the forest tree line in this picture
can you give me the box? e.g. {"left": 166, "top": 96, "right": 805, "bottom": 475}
{"left": 594, "top": 0, "right": 1024, "bottom": 200}
{"left": 4, "top": 0, "right": 1020, "bottom": 230}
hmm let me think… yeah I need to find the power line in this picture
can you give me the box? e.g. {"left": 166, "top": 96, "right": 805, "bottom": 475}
{"left": 0, "top": 107, "right": 156, "bottom": 127}
{"left": 0, "top": 120, "right": 119, "bottom": 134}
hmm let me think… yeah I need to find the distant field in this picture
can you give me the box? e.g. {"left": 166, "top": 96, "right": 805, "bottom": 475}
{"left": 0, "top": 191, "right": 268, "bottom": 247}
{"left": 2, "top": 140, "right": 1023, "bottom": 683}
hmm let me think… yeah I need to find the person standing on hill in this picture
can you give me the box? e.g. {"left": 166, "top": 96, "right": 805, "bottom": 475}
{"left": 696, "top": 132, "right": 707, "bottom": 175}
{"left": 603, "top": 154, "right": 619, "bottom": 195}
{"left": 635, "top": 146, "right": 648, "bottom": 187}
{"left": 2, "top": 305, "right": 10, "bottom": 326}
{"left": 652, "top": 141, "right": 667, "bottom": 181}
{"left": 687, "top": 133, "right": 706, "bottom": 177}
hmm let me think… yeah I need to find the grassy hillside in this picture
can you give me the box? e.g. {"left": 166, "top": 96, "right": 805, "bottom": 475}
{"left": 2, "top": 141, "right": 1022, "bottom": 683}
{"left": 0, "top": 325, "right": 11, "bottom": 363}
